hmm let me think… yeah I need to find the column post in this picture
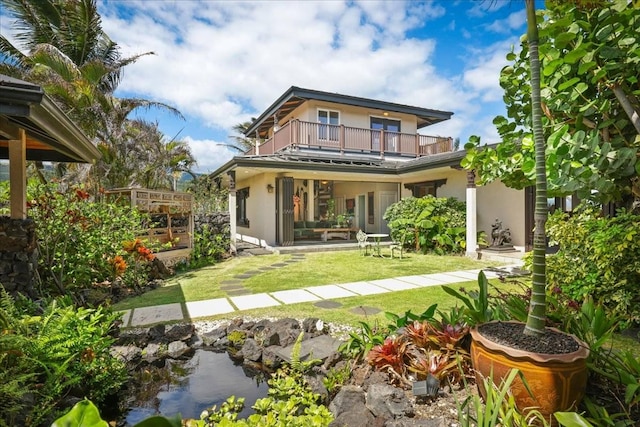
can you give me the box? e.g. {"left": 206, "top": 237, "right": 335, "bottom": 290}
{"left": 466, "top": 170, "right": 478, "bottom": 259}
{"left": 9, "top": 128, "right": 27, "bottom": 220}
{"left": 228, "top": 171, "right": 237, "bottom": 254}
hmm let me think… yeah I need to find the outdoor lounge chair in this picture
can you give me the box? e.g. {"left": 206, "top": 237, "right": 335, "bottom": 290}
{"left": 356, "top": 230, "right": 372, "bottom": 256}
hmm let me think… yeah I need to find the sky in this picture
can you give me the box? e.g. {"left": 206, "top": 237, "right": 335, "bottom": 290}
{"left": 2, "top": 0, "right": 542, "bottom": 174}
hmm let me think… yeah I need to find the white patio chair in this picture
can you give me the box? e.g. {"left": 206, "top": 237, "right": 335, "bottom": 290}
{"left": 356, "top": 229, "right": 371, "bottom": 256}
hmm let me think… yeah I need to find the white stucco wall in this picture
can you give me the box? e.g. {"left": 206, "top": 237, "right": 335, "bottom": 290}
{"left": 401, "top": 169, "right": 527, "bottom": 249}
{"left": 284, "top": 101, "right": 419, "bottom": 134}
{"left": 235, "top": 173, "right": 278, "bottom": 246}
{"left": 477, "top": 181, "right": 526, "bottom": 248}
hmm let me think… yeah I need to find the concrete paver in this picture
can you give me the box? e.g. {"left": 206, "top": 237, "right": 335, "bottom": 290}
{"left": 338, "top": 281, "right": 391, "bottom": 295}
{"left": 271, "top": 289, "right": 321, "bottom": 304}
{"left": 186, "top": 298, "right": 236, "bottom": 318}
{"left": 422, "top": 273, "right": 467, "bottom": 283}
{"left": 119, "top": 309, "right": 131, "bottom": 327}
{"left": 306, "top": 284, "right": 358, "bottom": 299}
{"left": 131, "top": 303, "right": 183, "bottom": 326}
{"left": 446, "top": 270, "right": 483, "bottom": 281}
{"left": 396, "top": 275, "right": 450, "bottom": 287}
{"left": 230, "top": 293, "right": 282, "bottom": 310}
{"left": 367, "top": 278, "right": 419, "bottom": 291}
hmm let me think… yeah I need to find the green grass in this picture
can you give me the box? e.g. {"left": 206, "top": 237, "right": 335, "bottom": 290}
{"left": 113, "top": 250, "right": 502, "bottom": 311}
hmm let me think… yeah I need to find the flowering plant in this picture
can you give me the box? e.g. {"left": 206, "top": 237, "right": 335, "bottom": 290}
{"left": 28, "top": 183, "right": 150, "bottom": 301}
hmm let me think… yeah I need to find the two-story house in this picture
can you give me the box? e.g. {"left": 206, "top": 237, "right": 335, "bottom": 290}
{"left": 211, "top": 86, "right": 529, "bottom": 253}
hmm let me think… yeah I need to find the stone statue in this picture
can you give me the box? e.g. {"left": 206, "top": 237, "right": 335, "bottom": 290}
{"left": 490, "top": 219, "right": 512, "bottom": 247}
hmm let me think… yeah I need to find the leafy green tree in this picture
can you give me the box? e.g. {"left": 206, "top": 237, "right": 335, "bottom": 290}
{"left": 464, "top": 0, "right": 639, "bottom": 336}
{"left": 0, "top": 0, "right": 190, "bottom": 190}
{"left": 227, "top": 120, "right": 257, "bottom": 153}
{"left": 463, "top": 0, "right": 639, "bottom": 205}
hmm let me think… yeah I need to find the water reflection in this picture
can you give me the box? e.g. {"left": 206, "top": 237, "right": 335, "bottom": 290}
{"left": 125, "top": 349, "right": 269, "bottom": 425}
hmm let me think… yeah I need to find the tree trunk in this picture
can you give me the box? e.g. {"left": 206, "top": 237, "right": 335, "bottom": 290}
{"left": 524, "top": 0, "right": 547, "bottom": 337}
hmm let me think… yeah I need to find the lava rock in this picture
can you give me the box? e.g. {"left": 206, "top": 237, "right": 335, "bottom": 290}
{"left": 366, "top": 384, "right": 414, "bottom": 419}
{"left": 165, "top": 324, "right": 195, "bottom": 342}
{"left": 238, "top": 338, "right": 262, "bottom": 362}
{"left": 167, "top": 341, "right": 191, "bottom": 359}
{"left": 110, "top": 345, "right": 142, "bottom": 363}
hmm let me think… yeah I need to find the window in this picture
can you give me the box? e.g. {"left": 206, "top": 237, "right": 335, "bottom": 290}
{"left": 236, "top": 187, "right": 250, "bottom": 227}
{"left": 318, "top": 109, "right": 339, "bottom": 141}
{"left": 371, "top": 117, "right": 401, "bottom": 151}
{"left": 370, "top": 117, "right": 401, "bottom": 132}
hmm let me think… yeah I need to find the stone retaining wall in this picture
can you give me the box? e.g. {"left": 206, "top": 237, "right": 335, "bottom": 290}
{"left": 0, "top": 217, "right": 38, "bottom": 298}
{"left": 194, "top": 212, "right": 230, "bottom": 236}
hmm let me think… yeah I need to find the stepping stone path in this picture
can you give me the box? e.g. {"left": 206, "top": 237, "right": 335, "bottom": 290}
{"left": 315, "top": 300, "right": 343, "bottom": 309}
{"left": 119, "top": 257, "right": 525, "bottom": 328}
{"left": 350, "top": 306, "right": 382, "bottom": 316}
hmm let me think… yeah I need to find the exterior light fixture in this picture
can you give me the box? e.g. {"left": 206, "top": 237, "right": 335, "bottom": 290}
{"left": 267, "top": 184, "right": 274, "bottom": 193}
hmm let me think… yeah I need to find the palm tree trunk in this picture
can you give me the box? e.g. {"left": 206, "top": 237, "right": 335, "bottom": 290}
{"left": 524, "top": 0, "right": 547, "bottom": 336}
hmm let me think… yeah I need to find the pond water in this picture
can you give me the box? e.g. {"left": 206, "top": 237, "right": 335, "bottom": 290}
{"left": 123, "top": 349, "right": 270, "bottom": 425}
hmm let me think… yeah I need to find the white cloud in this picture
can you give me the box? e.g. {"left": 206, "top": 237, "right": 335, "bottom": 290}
{"left": 486, "top": 10, "right": 527, "bottom": 34}
{"left": 2, "top": 0, "right": 526, "bottom": 172}
{"left": 183, "top": 136, "right": 236, "bottom": 174}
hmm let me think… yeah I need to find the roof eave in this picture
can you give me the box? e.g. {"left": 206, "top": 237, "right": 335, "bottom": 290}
{"left": 35, "top": 96, "right": 101, "bottom": 162}
{"left": 244, "top": 86, "right": 454, "bottom": 137}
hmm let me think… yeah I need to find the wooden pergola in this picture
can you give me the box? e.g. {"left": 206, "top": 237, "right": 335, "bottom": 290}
{"left": 0, "top": 75, "right": 100, "bottom": 217}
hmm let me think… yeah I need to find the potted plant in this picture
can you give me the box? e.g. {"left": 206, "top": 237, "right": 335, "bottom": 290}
{"left": 464, "top": 0, "right": 589, "bottom": 421}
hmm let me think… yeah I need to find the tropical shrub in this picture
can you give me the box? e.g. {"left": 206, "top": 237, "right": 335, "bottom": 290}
{"left": 383, "top": 195, "right": 466, "bottom": 255}
{"left": 0, "top": 290, "right": 126, "bottom": 426}
{"left": 27, "top": 183, "right": 153, "bottom": 301}
{"left": 189, "top": 223, "right": 230, "bottom": 268}
{"left": 543, "top": 204, "right": 640, "bottom": 327}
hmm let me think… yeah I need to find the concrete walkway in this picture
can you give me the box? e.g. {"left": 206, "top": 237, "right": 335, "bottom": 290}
{"left": 119, "top": 262, "right": 525, "bottom": 328}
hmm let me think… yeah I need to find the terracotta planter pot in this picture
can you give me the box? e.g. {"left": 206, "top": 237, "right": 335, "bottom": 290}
{"left": 470, "top": 321, "right": 590, "bottom": 422}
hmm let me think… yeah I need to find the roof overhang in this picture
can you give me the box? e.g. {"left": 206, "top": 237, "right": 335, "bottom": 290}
{"left": 210, "top": 149, "right": 467, "bottom": 187}
{"left": 245, "top": 86, "right": 454, "bottom": 139}
{"left": 0, "top": 75, "right": 100, "bottom": 163}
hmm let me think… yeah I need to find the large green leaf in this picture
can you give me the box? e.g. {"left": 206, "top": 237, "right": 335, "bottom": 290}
{"left": 51, "top": 400, "right": 109, "bottom": 427}
{"left": 554, "top": 412, "right": 594, "bottom": 426}
{"left": 558, "top": 77, "right": 580, "bottom": 91}
{"left": 564, "top": 48, "right": 586, "bottom": 64}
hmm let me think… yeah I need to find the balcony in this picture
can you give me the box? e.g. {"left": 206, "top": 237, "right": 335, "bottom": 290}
{"left": 245, "top": 119, "right": 453, "bottom": 158}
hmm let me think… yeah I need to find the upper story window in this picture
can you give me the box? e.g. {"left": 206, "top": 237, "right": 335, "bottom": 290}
{"left": 318, "top": 109, "right": 340, "bottom": 141}
{"left": 371, "top": 117, "right": 401, "bottom": 151}
{"left": 370, "top": 117, "right": 401, "bottom": 132}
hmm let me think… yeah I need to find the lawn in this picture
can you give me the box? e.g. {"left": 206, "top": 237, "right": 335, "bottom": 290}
{"left": 113, "top": 250, "right": 510, "bottom": 326}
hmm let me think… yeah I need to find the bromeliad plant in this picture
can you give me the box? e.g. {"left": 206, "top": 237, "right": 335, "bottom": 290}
{"left": 364, "top": 311, "right": 471, "bottom": 390}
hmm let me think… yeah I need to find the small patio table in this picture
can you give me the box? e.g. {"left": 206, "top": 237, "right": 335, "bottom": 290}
{"left": 366, "top": 233, "right": 389, "bottom": 257}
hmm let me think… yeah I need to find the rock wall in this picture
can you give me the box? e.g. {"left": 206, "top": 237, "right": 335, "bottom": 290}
{"left": 194, "top": 212, "right": 230, "bottom": 236}
{"left": 0, "top": 217, "right": 38, "bottom": 298}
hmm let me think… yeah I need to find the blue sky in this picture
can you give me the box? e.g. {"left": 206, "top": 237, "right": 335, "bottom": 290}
{"left": 2, "top": 0, "right": 544, "bottom": 174}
